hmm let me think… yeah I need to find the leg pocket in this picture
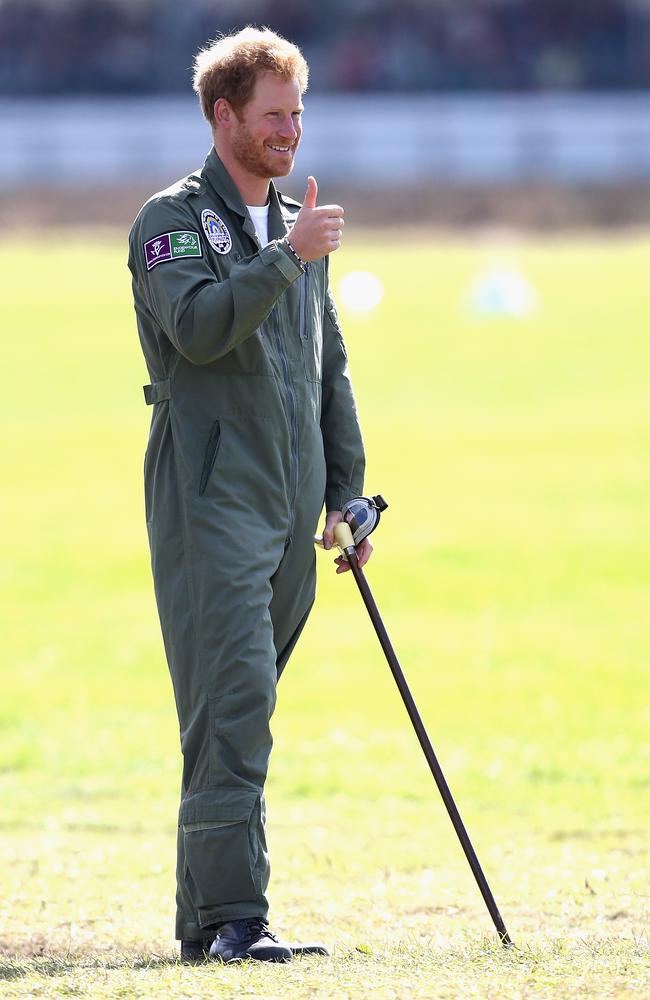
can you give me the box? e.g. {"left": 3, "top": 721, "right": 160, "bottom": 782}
{"left": 180, "top": 786, "right": 265, "bottom": 921}
{"left": 198, "top": 419, "right": 222, "bottom": 496}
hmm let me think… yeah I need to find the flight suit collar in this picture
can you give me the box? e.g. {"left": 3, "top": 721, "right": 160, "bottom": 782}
{"left": 203, "top": 147, "right": 291, "bottom": 243}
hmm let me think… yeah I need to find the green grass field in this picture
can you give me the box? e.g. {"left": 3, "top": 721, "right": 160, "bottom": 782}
{"left": 1, "top": 229, "right": 649, "bottom": 998}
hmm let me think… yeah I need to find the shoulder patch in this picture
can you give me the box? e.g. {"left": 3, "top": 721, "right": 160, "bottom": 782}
{"left": 201, "top": 209, "right": 232, "bottom": 254}
{"left": 144, "top": 230, "right": 202, "bottom": 271}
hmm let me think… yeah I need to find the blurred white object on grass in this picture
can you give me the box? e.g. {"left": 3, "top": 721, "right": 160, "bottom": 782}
{"left": 337, "top": 271, "right": 384, "bottom": 314}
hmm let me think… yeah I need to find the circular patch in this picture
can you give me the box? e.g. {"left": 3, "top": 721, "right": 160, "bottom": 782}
{"left": 201, "top": 209, "right": 232, "bottom": 254}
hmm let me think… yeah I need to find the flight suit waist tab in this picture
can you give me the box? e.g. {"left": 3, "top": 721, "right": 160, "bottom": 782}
{"left": 143, "top": 378, "right": 171, "bottom": 405}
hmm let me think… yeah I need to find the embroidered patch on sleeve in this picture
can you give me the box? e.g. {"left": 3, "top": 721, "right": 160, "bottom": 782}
{"left": 201, "top": 210, "right": 232, "bottom": 254}
{"left": 144, "top": 231, "right": 202, "bottom": 271}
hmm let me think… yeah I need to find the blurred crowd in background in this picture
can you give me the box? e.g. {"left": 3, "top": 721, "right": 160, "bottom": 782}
{"left": 2, "top": 0, "right": 650, "bottom": 96}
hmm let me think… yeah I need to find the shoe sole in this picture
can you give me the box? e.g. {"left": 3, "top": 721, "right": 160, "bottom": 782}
{"left": 210, "top": 953, "right": 292, "bottom": 964}
{"left": 290, "top": 944, "right": 329, "bottom": 957}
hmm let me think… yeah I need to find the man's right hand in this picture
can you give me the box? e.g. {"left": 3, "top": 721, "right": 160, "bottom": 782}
{"left": 287, "top": 176, "right": 344, "bottom": 262}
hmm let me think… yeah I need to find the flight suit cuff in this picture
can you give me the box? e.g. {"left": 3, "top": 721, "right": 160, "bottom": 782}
{"left": 325, "top": 488, "right": 349, "bottom": 513}
{"left": 260, "top": 239, "right": 304, "bottom": 283}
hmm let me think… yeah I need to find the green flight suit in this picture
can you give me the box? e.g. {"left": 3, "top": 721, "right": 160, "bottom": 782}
{"left": 128, "top": 148, "right": 365, "bottom": 941}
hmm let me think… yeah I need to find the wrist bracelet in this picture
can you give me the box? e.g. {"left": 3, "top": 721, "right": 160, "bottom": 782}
{"left": 282, "top": 234, "right": 307, "bottom": 271}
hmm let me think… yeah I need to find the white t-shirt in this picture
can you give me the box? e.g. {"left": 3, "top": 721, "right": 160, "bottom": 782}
{"left": 246, "top": 202, "right": 270, "bottom": 247}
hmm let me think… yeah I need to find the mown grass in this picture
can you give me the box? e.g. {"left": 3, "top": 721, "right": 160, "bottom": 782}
{"left": 0, "top": 229, "right": 648, "bottom": 997}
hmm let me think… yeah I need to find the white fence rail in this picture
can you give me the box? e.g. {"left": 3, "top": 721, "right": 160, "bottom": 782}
{"left": 3, "top": 94, "right": 650, "bottom": 187}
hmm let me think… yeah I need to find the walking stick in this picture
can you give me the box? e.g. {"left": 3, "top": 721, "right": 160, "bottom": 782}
{"left": 326, "top": 504, "right": 512, "bottom": 946}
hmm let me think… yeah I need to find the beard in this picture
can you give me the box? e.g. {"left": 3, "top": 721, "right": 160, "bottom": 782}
{"left": 231, "top": 120, "right": 297, "bottom": 179}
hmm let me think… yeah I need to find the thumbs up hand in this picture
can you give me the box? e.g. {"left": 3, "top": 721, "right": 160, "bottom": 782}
{"left": 286, "top": 175, "right": 344, "bottom": 262}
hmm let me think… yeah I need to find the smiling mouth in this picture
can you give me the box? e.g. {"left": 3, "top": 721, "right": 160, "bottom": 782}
{"left": 267, "top": 144, "right": 292, "bottom": 153}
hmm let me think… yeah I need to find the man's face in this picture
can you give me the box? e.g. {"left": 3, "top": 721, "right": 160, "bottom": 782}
{"left": 229, "top": 73, "right": 303, "bottom": 180}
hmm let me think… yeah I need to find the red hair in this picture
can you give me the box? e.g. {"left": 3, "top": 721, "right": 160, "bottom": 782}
{"left": 193, "top": 26, "right": 309, "bottom": 125}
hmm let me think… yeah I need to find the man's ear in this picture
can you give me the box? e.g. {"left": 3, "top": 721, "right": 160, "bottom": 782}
{"left": 214, "top": 98, "right": 233, "bottom": 128}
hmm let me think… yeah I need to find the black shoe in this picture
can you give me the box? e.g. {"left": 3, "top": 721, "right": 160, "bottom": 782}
{"left": 209, "top": 918, "right": 292, "bottom": 963}
{"left": 180, "top": 939, "right": 213, "bottom": 963}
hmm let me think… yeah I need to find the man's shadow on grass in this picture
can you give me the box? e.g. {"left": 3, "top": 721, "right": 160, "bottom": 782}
{"left": 0, "top": 954, "right": 184, "bottom": 981}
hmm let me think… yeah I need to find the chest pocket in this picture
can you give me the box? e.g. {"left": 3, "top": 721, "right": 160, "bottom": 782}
{"left": 299, "top": 266, "right": 323, "bottom": 382}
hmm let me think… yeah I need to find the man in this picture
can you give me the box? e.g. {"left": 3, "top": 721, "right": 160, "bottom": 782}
{"left": 128, "top": 27, "right": 371, "bottom": 964}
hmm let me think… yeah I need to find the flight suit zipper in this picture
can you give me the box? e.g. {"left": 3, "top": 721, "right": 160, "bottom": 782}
{"left": 299, "top": 264, "right": 311, "bottom": 341}
{"left": 272, "top": 311, "right": 299, "bottom": 539}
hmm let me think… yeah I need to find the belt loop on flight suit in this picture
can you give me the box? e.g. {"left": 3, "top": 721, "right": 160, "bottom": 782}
{"left": 143, "top": 379, "right": 171, "bottom": 405}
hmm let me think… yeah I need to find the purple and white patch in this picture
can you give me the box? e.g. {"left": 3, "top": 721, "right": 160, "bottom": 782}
{"left": 144, "top": 233, "right": 172, "bottom": 270}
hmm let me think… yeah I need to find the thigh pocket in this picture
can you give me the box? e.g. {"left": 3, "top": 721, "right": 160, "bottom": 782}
{"left": 198, "top": 419, "right": 222, "bottom": 496}
{"left": 180, "top": 786, "right": 261, "bottom": 910}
